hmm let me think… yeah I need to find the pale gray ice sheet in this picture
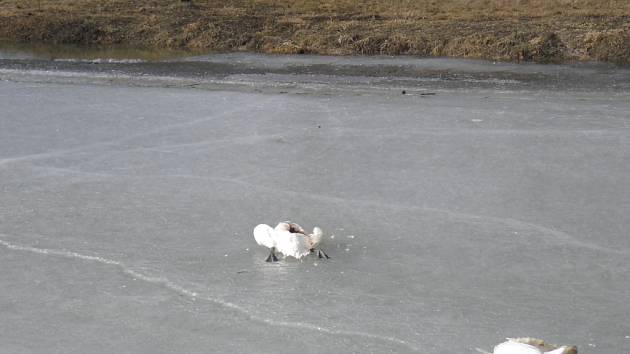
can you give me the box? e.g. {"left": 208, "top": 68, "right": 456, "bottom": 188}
{"left": 1, "top": 61, "right": 629, "bottom": 354}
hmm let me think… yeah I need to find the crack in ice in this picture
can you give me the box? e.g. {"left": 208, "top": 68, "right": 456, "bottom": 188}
{"left": 0, "top": 98, "right": 272, "bottom": 168}
{"left": 0, "top": 237, "right": 422, "bottom": 352}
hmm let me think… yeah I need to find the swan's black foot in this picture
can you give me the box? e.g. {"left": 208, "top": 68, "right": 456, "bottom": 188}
{"left": 317, "top": 249, "right": 330, "bottom": 259}
{"left": 265, "top": 248, "right": 279, "bottom": 262}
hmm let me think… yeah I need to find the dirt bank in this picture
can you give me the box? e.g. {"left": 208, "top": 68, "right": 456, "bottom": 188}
{"left": 1, "top": 0, "right": 629, "bottom": 63}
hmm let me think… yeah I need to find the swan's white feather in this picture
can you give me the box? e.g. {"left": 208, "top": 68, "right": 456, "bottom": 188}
{"left": 309, "top": 226, "right": 324, "bottom": 248}
{"left": 274, "top": 222, "right": 312, "bottom": 259}
{"left": 253, "top": 224, "right": 276, "bottom": 249}
{"left": 493, "top": 341, "right": 543, "bottom": 354}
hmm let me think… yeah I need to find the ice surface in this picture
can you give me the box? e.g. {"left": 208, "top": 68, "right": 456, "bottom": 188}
{"left": 1, "top": 53, "right": 629, "bottom": 353}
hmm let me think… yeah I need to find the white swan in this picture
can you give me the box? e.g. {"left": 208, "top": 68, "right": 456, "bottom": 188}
{"left": 253, "top": 221, "right": 328, "bottom": 262}
{"left": 273, "top": 222, "right": 312, "bottom": 260}
{"left": 491, "top": 338, "right": 577, "bottom": 354}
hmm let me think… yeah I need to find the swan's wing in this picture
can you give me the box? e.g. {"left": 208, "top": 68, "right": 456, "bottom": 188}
{"left": 275, "top": 231, "right": 311, "bottom": 259}
{"left": 253, "top": 224, "right": 275, "bottom": 248}
{"left": 493, "top": 341, "right": 542, "bottom": 354}
{"left": 309, "top": 226, "right": 324, "bottom": 248}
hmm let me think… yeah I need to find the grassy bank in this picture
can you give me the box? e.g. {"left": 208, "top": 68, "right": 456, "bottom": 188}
{"left": 1, "top": 0, "right": 629, "bottom": 63}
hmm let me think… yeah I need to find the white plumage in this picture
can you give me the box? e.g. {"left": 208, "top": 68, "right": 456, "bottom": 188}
{"left": 253, "top": 223, "right": 276, "bottom": 249}
{"left": 309, "top": 226, "right": 324, "bottom": 248}
{"left": 493, "top": 341, "right": 548, "bottom": 354}
{"left": 252, "top": 221, "right": 327, "bottom": 261}
{"left": 545, "top": 348, "right": 575, "bottom": 354}
{"left": 273, "top": 222, "right": 312, "bottom": 259}
{"left": 492, "top": 338, "right": 577, "bottom": 354}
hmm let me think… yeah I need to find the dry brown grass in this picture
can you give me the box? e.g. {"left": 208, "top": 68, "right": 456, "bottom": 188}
{"left": 0, "top": 0, "right": 629, "bottom": 63}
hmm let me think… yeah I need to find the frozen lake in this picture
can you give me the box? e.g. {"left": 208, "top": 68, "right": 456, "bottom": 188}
{"left": 1, "top": 52, "right": 629, "bottom": 353}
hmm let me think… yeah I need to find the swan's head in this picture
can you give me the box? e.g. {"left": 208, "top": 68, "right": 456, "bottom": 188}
{"left": 563, "top": 346, "right": 578, "bottom": 354}
{"left": 508, "top": 338, "right": 547, "bottom": 349}
{"left": 275, "top": 222, "right": 291, "bottom": 232}
{"left": 276, "top": 221, "right": 306, "bottom": 235}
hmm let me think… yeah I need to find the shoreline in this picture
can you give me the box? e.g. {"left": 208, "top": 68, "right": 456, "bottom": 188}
{"left": 0, "top": 1, "right": 629, "bottom": 64}
{"left": 3, "top": 52, "right": 629, "bottom": 97}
